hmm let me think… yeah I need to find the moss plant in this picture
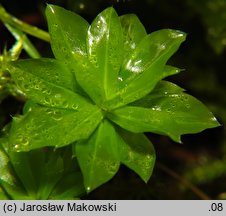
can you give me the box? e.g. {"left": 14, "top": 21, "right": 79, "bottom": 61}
{"left": 0, "top": 4, "right": 220, "bottom": 199}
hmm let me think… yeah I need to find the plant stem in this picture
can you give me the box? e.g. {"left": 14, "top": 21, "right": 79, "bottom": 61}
{"left": 0, "top": 4, "right": 50, "bottom": 42}
{"left": 6, "top": 24, "right": 41, "bottom": 59}
{"left": 156, "top": 162, "right": 211, "bottom": 200}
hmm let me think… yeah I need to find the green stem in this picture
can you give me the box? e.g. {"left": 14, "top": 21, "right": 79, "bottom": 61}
{"left": 0, "top": 4, "right": 50, "bottom": 42}
{"left": 6, "top": 24, "right": 41, "bottom": 59}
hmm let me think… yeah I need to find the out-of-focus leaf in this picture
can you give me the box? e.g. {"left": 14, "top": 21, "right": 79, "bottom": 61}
{"left": 50, "top": 172, "right": 85, "bottom": 199}
{"left": 188, "top": 0, "right": 226, "bottom": 54}
{"left": 5, "top": 24, "right": 41, "bottom": 59}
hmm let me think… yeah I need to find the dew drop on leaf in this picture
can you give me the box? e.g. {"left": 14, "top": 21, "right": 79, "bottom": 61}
{"left": 13, "top": 144, "right": 20, "bottom": 151}
{"left": 107, "top": 161, "right": 119, "bottom": 174}
{"left": 72, "top": 104, "right": 79, "bottom": 110}
{"left": 86, "top": 186, "right": 91, "bottom": 192}
{"left": 52, "top": 111, "right": 63, "bottom": 121}
{"left": 186, "top": 104, "right": 191, "bottom": 109}
{"left": 118, "top": 76, "right": 123, "bottom": 82}
{"left": 166, "top": 108, "right": 171, "bottom": 113}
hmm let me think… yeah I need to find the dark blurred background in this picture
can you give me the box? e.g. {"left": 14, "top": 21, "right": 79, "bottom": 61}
{"left": 0, "top": 0, "right": 226, "bottom": 199}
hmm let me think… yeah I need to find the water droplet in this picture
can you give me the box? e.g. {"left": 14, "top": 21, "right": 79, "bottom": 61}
{"left": 14, "top": 144, "right": 20, "bottom": 150}
{"left": 22, "top": 139, "right": 29, "bottom": 146}
{"left": 118, "top": 76, "right": 123, "bottom": 82}
{"left": 52, "top": 111, "right": 63, "bottom": 121}
{"left": 26, "top": 123, "right": 34, "bottom": 130}
{"left": 185, "top": 104, "right": 190, "bottom": 109}
{"left": 170, "top": 31, "right": 185, "bottom": 38}
{"left": 72, "top": 104, "right": 79, "bottom": 110}
{"left": 45, "top": 89, "right": 51, "bottom": 95}
{"left": 44, "top": 97, "right": 51, "bottom": 105}
{"left": 34, "top": 85, "right": 40, "bottom": 90}
{"left": 86, "top": 186, "right": 91, "bottom": 192}
{"left": 54, "top": 93, "right": 62, "bottom": 99}
{"left": 211, "top": 116, "right": 217, "bottom": 121}
{"left": 61, "top": 100, "right": 69, "bottom": 109}
{"left": 17, "top": 76, "right": 24, "bottom": 81}
{"left": 108, "top": 161, "right": 119, "bottom": 173}
{"left": 151, "top": 106, "right": 161, "bottom": 111}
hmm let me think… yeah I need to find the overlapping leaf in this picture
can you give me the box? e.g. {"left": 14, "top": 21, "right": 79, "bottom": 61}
{"left": 46, "top": 5, "right": 88, "bottom": 64}
{"left": 117, "top": 127, "right": 156, "bottom": 182}
{"left": 106, "top": 29, "right": 186, "bottom": 109}
{"left": 120, "top": 14, "right": 147, "bottom": 59}
{"left": 75, "top": 120, "right": 120, "bottom": 192}
{"left": 9, "top": 104, "right": 102, "bottom": 151}
{"left": 3, "top": 4, "right": 220, "bottom": 197}
{"left": 108, "top": 81, "right": 220, "bottom": 142}
{"left": 0, "top": 131, "right": 85, "bottom": 199}
{"left": 87, "top": 7, "right": 123, "bottom": 101}
{"left": 75, "top": 120, "right": 156, "bottom": 192}
{"left": 8, "top": 58, "right": 91, "bottom": 109}
{"left": 0, "top": 140, "right": 28, "bottom": 199}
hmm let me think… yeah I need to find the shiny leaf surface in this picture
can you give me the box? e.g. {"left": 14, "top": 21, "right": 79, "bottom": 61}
{"left": 117, "top": 128, "right": 156, "bottom": 182}
{"left": 8, "top": 59, "right": 91, "bottom": 109}
{"left": 108, "top": 82, "right": 220, "bottom": 142}
{"left": 75, "top": 120, "right": 120, "bottom": 192}
{"left": 3, "top": 5, "right": 221, "bottom": 197}
{"left": 9, "top": 105, "right": 103, "bottom": 151}
{"left": 85, "top": 7, "right": 123, "bottom": 102}
{"left": 46, "top": 4, "right": 88, "bottom": 63}
{"left": 119, "top": 14, "right": 147, "bottom": 77}
{"left": 108, "top": 30, "right": 186, "bottom": 108}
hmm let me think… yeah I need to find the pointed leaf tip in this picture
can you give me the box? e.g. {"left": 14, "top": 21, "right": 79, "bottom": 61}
{"left": 46, "top": 4, "right": 55, "bottom": 14}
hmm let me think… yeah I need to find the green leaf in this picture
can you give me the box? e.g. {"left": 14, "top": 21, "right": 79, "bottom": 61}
{"left": 0, "top": 182, "right": 29, "bottom": 199}
{"left": 119, "top": 14, "right": 147, "bottom": 78}
{"left": 131, "top": 80, "right": 185, "bottom": 107}
{"left": 4, "top": 148, "right": 64, "bottom": 199}
{"left": 50, "top": 172, "right": 85, "bottom": 199}
{"left": 46, "top": 4, "right": 89, "bottom": 94}
{"left": 107, "top": 29, "right": 186, "bottom": 109}
{"left": 7, "top": 151, "right": 38, "bottom": 198}
{"left": 75, "top": 7, "right": 123, "bottom": 105}
{"left": 0, "top": 185, "right": 9, "bottom": 200}
{"left": 9, "top": 105, "right": 103, "bottom": 151}
{"left": 117, "top": 128, "right": 156, "bottom": 182}
{"left": 87, "top": 7, "right": 123, "bottom": 100}
{"left": 23, "top": 100, "right": 38, "bottom": 114}
{"left": 75, "top": 120, "right": 120, "bottom": 192}
{"left": 0, "top": 138, "right": 30, "bottom": 199}
{"left": 1, "top": 129, "right": 84, "bottom": 199}
{"left": 10, "top": 58, "right": 74, "bottom": 90}
{"left": 8, "top": 58, "right": 93, "bottom": 109}
{"left": 33, "top": 150, "right": 64, "bottom": 199}
{"left": 108, "top": 82, "right": 220, "bottom": 142}
{"left": 46, "top": 4, "right": 89, "bottom": 63}
{"left": 0, "top": 142, "right": 16, "bottom": 187}
{"left": 5, "top": 24, "right": 41, "bottom": 59}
